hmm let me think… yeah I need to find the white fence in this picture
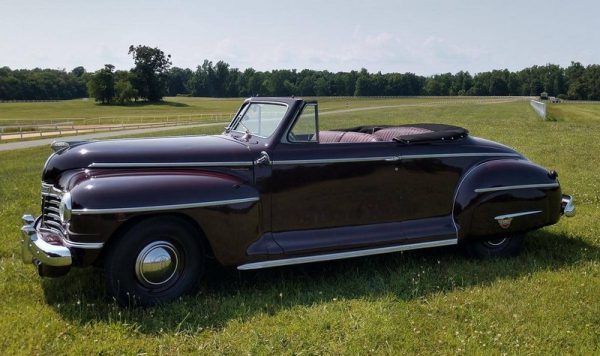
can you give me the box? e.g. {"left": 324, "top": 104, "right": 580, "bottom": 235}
{"left": 530, "top": 100, "right": 547, "bottom": 120}
{"left": 0, "top": 113, "right": 232, "bottom": 141}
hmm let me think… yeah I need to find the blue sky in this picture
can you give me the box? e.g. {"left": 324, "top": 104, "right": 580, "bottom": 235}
{"left": 1, "top": 0, "right": 598, "bottom": 75}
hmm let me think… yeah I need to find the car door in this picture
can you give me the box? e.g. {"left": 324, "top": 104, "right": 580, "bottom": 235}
{"left": 268, "top": 103, "right": 410, "bottom": 254}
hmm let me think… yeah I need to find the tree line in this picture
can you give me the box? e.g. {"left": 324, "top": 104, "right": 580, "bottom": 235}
{"left": 2, "top": 45, "right": 600, "bottom": 102}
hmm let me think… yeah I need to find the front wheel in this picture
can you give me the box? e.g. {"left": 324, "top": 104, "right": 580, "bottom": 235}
{"left": 104, "top": 217, "right": 205, "bottom": 307}
{"left": 465, "top": 235, "right": 524, "bottom": 259}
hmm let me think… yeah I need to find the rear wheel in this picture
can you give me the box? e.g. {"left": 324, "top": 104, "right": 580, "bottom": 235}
{"left": 465, "top": 235, "right": 524, "bottom": 259}
{"left": 104, "top": 217, "right": 205, "bottom": 307}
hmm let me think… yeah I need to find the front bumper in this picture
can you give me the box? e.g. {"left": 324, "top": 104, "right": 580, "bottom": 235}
{"left": 561, "top": 195, "right": 576, "bottom": 217}
{"left": 21, "top": 214, "right": 72, "bottom": 276}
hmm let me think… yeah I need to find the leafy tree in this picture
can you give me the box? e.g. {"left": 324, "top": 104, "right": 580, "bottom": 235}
{"left": 87, "top": 65, "right": 115, "bottom": 104}
{"left": 166, "top": 67, "right": 193, "bottom": 96}
{"left": 128, "top": 45, "right": 172, "bottom": 102}
{"left": 6, "top": 57, "right": 600, "bottom": 101}
{"left": 114, "top": 78, "right": 138, "bottom": 104}
{"left": 565, "top": 62, "right": 587, "bottom": 99}
{"left": 585, "top": 65, "right": 600, "bottom": 100}
{"left": 71, "top": 66, "right": 86, "bottom": 78}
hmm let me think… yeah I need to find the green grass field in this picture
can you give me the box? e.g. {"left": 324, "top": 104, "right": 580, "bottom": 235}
{"left": 0, "top": 98, "right": 598, "bottom": 354}
{"left": 0, "top": 96, "right": 520, "bottom": 123}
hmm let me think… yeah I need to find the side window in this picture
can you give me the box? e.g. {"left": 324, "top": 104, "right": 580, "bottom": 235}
{"left": 288, "top": 103, "right": 318, "bottom": 142}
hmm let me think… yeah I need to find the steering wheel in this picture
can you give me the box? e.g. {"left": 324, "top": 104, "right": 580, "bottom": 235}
{"left": 287, "top": 131, "right": 298, "bottom": 142}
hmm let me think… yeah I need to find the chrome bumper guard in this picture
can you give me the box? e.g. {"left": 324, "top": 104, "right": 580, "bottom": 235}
{"left": 21, "top": 214, "right": 72, "bottom": 268}
{"left": 561, "top": 195, "right": 576, "bottom": 217}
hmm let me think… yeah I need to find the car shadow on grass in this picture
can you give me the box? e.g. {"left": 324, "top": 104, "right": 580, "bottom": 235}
{"left": 42, "top": 229, "right": 599, "bottom": 335}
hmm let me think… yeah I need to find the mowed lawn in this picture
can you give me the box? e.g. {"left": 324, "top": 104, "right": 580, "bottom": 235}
{"left": 0, "top": 99, "right": 599, "bottom": 354}
{"left": 0, "top": 96, "right": 516, "bottom": 123}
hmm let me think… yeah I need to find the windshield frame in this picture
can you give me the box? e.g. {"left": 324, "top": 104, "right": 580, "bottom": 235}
{"left": 229, "top": 101, "right": 290, "bottom": 139}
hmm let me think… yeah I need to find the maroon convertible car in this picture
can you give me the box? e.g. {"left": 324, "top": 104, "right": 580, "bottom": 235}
{"left": 21, "top": 97, "right": 575, "bottom": 306}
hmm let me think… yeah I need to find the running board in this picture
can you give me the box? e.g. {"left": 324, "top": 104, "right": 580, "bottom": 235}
{"left": 237, "top": 239, "right": 458, "bottom": 270}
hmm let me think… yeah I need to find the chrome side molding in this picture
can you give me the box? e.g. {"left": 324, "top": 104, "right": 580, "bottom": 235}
{"left": 88, "top": 161, "right": 253, "bottom": 168}
{"left": 237, "top": 239, "right": 457, "bottom": 270}
{"left": 474, "top": 183, "right": 559, "bottom": 193}
{"left": 494, "top": 210, "right": 542, "bottom": 220}
{"left": 72, "top": 197, "right": 260, "bottom": 215}
{"left": 273, "top": 152, "right": 520, "bottom": 166}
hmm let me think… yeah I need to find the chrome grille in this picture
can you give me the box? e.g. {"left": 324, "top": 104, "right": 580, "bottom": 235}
{"left": 41, "top": 183, "right": 65, "bottom": 233}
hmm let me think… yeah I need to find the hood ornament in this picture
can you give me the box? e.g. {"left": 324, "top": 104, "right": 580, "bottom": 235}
{"left": 50, "top": 140, "right": 87, "bottom": 153}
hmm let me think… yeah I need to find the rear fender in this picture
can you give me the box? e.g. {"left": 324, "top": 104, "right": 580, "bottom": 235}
{"left": 453, "top": 159, "right": 562, "bottom": 241}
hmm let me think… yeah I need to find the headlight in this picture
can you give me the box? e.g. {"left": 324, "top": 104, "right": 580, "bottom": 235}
{"left": 59, "top": 192, "right": 72, "bottom": 223}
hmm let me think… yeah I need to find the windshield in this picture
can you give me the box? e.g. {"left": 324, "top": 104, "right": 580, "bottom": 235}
{"left": 231, "top": 103, "right": 288, "bottom": 138}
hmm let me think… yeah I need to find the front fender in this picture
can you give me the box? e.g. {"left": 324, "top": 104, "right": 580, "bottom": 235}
{"left": 69, "top": 170, "right": 257, "bottom": 212}
{"left": 64, "top": 169, "right": 263, "bottom": 266}
{"left": 453, "top": 159, "right": 562, "bottom": 240}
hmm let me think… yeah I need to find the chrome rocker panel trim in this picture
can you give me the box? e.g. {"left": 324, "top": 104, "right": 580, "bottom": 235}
{"left": 72, "top": 197, "right": 260, "bottom": 215}
{"left": 237, "top": 238, "right": 457, "bottom": 270}
{"left": 474, "top": 183, "right": 559, "bottom": 193}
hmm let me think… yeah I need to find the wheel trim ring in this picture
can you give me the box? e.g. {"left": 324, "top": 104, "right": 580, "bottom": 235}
{"left": 484, "top": 237, "right": 508, "bottom": 247}
{"left": 134, "top": 241, "right": 181, "bottom": 288}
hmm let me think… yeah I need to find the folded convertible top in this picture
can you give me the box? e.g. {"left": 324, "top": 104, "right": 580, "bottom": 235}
{"left": 335, "top": 123, "right": 469, "bottom": 144}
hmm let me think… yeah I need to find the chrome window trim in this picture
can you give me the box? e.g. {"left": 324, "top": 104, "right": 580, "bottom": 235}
{"left": 71, "top": 197, "right": 260, "bottom": 215}
{"left": 474, "top": 183, "right": 559, "bottom": 193}
{"left": 282, "top": 101, "right": 319, "bottom": 144}
{"left": 494, "top": 210, "right": 542, "bottom": 220}
{"left": 237, "top": 238, "right": 457, "bottom": 270}
{"left": 88, "top": 161, "right": 253, "bottom": 168}
{"left": 229, "top": 101, "right": 290, "bottom": 139}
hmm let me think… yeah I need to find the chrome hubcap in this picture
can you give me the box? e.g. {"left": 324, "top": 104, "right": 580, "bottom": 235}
{"left": 135, "top": 241, "right": 179, "bottom": 287}
{"left": 485, "top": 238, "right": 508, "bottom": 247}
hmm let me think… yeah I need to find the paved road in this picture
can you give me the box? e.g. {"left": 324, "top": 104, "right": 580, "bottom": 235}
{"left": 0, "top": 122, "right": 227, "bottom": 152}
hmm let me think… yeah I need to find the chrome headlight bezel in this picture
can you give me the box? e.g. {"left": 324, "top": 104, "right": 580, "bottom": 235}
{"left": 59, "top": 192, "right": 72, "bottom": 223}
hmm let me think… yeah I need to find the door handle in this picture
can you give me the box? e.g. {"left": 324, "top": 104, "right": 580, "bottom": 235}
{"left": 254, "top": 151, "right": 272, "bottom": 166}
{"left": 385, "top": 156, "right": 401, "bottom": 162}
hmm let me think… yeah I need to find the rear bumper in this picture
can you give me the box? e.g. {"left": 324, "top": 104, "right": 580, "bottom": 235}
{"left": 21, "top": 214, "right": 72, "bottom": 276}
{"left": 561, "top": 195, "right": 576, "bottom": 217}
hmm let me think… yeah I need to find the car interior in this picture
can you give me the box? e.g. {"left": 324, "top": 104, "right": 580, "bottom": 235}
{"left": 318, "top": 124, "right": 468, "bottom": 144}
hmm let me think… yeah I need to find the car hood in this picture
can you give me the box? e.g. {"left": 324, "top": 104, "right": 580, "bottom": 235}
{"left": 42, "top": 135, "right": 253, "bottom": 184}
